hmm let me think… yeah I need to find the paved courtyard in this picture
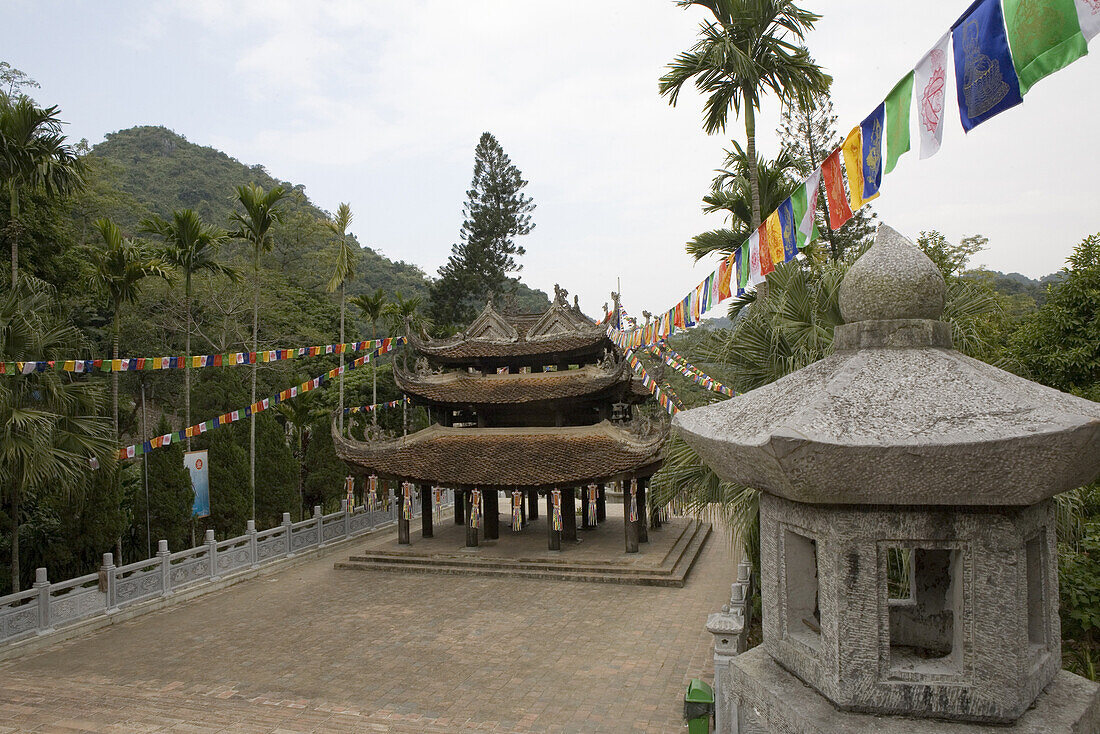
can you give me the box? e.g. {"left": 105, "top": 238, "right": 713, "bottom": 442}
{"left": 0, "top": 508, "right": 738, "bottom": 733}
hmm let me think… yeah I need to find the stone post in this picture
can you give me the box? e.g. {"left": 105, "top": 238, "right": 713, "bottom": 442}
{"left": 546, "top": 492, "right": 560, "bottom": 551}
{"left": 397, "top": 488, "right": 410, "bottom": 545}
{"left": 205, "top": 529, "right": 219, "bottom": 581}
{"left": 157, "top": 540, "right": 171, "bottom": 596}
{"left": 637, "top": 478, "right": 649, "bottom": 543}
{"left": 34, "top": 568, "right": 51, "bottom": 634}
{"left": 596, "top": 485, "right": 606, "bottom": 522}
{"left": 484, "top": 490, "right": 499, "bottom": 540}
{"left": 464, "top": 491, "right": 479, "bottom": 548}
{"left": 581, "top": 487, "right": 591, "bottom": 530}
{"left": 707, "top": 561, "right": 753, "bottom": 734}
{"left": 247, "top": 520, "right": 259, "bottom": 569}
{"left": 527, "top": 489, "right": 538, "bottom": 520}
{"left": 100, "top": 553, "right": 117, "bottom": 613}
{"left": 313, "top": 505, "right": 324, "bottom": 549}
{"left": 282, "top": 512, "right": 294, "bottom": 558}
{"left": 342, "top": 499, "right": 351, "bottom": 539}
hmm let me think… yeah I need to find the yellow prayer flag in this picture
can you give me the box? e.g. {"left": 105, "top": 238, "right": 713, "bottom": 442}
{"left": 112, "top": 359, "right": 123, "bottom": 371}
{"left": 63, "top": 360, "right": 75, "bottom": 371}
{"left": 841, "top": 126, "right": 878, "bottom": 211}
{"left": 764, "top": 211, "right": 785, "bottom": 266}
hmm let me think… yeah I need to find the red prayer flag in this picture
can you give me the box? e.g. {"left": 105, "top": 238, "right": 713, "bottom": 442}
{"left": 822, "top": 148, "right": 853, "bottom": 229}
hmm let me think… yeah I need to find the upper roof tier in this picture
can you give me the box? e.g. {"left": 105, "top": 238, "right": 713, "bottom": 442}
{"left": 333, "top": 420, "right": 666, "bottom": 488}
{"left": 674, "top": 224, "right": 1100, "bottom": 507}
{"left": 394, "top": 360, "right": 633, "bottom": 407}
{"left": 408, "top": 292, "right": 612, "bottom": 367}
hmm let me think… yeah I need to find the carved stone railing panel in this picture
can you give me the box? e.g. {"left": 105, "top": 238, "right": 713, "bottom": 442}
{"left": 113, "top": 559, "right": 165, "bottom": 608}
{"left": 0, "top": 591, "right": 39, "bottom": 642}
{"left": 48, "top": 574, "right": 104, "bottom": 627}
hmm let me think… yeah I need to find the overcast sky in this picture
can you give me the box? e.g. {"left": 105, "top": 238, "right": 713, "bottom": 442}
{"left": 4, "top": 0, "right": 1098, "bottom": 317}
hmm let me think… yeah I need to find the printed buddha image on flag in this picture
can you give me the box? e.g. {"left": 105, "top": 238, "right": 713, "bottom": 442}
{"left": 842, "top": 126, "right": 878, "bottom": 211}
{"left": 777, "top": 198, "right": 798, "bottom": 262}
{"left": 860, "top": 104, "right": 885, "bottom": 201}
{"left": 915, "top": 33, "right": 951, "bottom": 158}
{"left": 1003, "top": 0, "right": 1089, "bottom": 96}
{"left": 952, "top": 0, "right": 1024, "bottom": 131}
{"left": 821, "top": 149, "right": 853, "bottom": 228}
{"left": 763, "top": 211, "right": 785, "bottom": 267}
{"left": 746, "top": 230, "right": 766, "bottom": 285}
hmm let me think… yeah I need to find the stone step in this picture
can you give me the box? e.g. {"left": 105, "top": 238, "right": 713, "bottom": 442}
{"left": 336, "top": 522, "right": 711, "bottom": 587}
{"left": 346, "top": 520, "right": 700, "bottom": 576}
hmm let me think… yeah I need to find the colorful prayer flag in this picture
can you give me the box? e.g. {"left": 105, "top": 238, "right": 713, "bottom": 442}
{"left": 1003, "top": 0, "right": 1088, "bottom": 96}
{"left": 952, "top": 0, "right": 1024, "bottom": 131}
{"left": 821, "top": 149, "right": 853, "bottom": 229}
{"left": 841, "top": 126, "right": 877, "bottom": 211}
{"left": 791, "top": 169, "right": 821, "bottom": 248}
{"left": 915, "top": 33, "right": 951, "bottom": 160}
{"left": 717, "top": 256, "right": 733, "bottom": 301}
{"left": 736, "top": 244, "right": 749, "bottom": 291}
{"left": 860, "top": 104, "right": 885, "bottom": 200}
{"left": 1076, "top": 0, "right": 1100, "bottom": 39}
{"left": 884, "top": 72, "right": 914, "bottom": 173}
{"left": 777, "top": 198, "right": 798, "bottom": 262}
{"left": 763, "top": 211, "right": 785, "bottom": 267}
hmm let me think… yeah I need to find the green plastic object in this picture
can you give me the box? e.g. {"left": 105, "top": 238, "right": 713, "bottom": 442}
{"left": 683, "top": 678, "right": 714, "bottom": 733}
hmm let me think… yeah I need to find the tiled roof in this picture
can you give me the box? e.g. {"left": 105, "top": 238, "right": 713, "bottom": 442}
{"left": 407, "top": 329, "right": 612, "bottom": 361}
{"left": 334, "top": 420, "right": 666, "bottom": 488}
{"left": 394, "top": 362, "right": 631, "bottom": 406}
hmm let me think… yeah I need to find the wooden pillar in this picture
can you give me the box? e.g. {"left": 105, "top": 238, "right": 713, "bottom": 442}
{"left": 623, "top": 488, "right": 639, "bottom": 554}
{"left": 545, "top": 492, "right": 560, "bottom": 551}
{"left": 597, "top": 484, "right": 607, "bottom": 522}
{"left": 454, "top": 488, "right": 465, "bottom": 525}
{"left": 464, "top": 491, "right": 478, "bottom": 548}
{"left": 397, "top": 487, "right": 410, "bottom": 545}
{"left": 527, "top": 489, "right": 538, "bottom": 520}
{"left": 581, "top": 486, "right": 591, "bottom": 530}
{"left": 562, "top": 487, "right": 577, "bottom": 542}
{"left": 420, "top": 483, "right": 433, "bottom": 538}
{"left": 520, "top": 491, "right": 527, "bottom": 527}
{"left": 485, "top": 490, "right": 499, "bottom": 540}
{"left": 637, "top": 478, "right": 649, "bottom": 544}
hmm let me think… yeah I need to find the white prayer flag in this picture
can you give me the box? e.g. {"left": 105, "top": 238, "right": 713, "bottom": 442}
{"left": 746, "top": 230, "right": 765, "bottom": 285}
{"left": 1076, "top": 0, "right": 1100, "bottom": 40}
{"left": 914, "top": 33, "right": 951, "bottom": 160}
{"left": 799, "top": 169, "right": 821, "bottom": 240}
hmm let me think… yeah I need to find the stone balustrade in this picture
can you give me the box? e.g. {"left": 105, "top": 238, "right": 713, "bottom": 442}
{"left": 0, "top": 492, "right": 454, "bottom": 650}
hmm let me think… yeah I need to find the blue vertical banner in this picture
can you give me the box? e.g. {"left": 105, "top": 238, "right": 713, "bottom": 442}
{"left": 185, "top": 450, "right": 210, "bottom": 518}
{"left": 952, "top": 0, "right": 1024, "bottom": 131}
{"left": 860, "top": 103, "right": 885, "bottom": 200}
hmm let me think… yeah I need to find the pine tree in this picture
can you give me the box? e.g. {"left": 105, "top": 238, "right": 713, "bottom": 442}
{"left": 254, "top": 411, "right": 297, "bottom": 528}
{"left": 429, "top": 132, "right": 535, "bottom": 328}
{"left": 203, "top": 425, "right": 251, "bottom": 538}
{"left": 776, "top": 89, "right": 875, "bottom": 261}
{"left": 302, "top": 417, "right": 347, "bottom": 512}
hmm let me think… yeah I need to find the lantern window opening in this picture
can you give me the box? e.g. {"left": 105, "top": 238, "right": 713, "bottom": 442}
{"left": 886, "top": 544, "right": 964, "bottom": 679}
{"left": 887, "top": 547, "right": 915, "bottom": 603}
{"left": 1025, "top": 531, "right": 1049, "bottom": 654}
{"left": 782, "top": 527, "right": 821, "bottom": 651}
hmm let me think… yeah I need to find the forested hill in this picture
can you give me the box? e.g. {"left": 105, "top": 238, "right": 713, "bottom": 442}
{"left": 84, "top": 125, "right": 549, "bottom": 310}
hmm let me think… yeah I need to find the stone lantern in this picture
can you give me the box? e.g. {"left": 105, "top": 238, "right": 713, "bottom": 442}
{"left": 675, "top": 225, "right": 1100, "bottom": 732}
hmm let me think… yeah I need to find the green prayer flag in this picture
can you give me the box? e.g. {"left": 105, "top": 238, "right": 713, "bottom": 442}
{"left": 1003, "top": 0, "right": 1088, "bottom": 96}
{"left": 884, "top": 72, "right": 914, "bottom": 174}
{"left": 789, "top": 178, "right": 820, "bottom": 248}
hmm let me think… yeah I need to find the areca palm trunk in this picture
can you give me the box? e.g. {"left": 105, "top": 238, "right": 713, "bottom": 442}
{"left": 11, "top": 477, "right": 20, "bottom": 592}
{"left": 745, "top": 102, "right": 767, "bottom": 301}
{"left": 250, "top": 256, "right": 258, "bottom": 522}
{"left": 112, "top": 312, "right": 120, "bottom": 433}
{"left": 338, "top": 283, "right": 345, "bottom": 434}
{"left": 8, "top": 186, "right": 18, "bottom": 289}
{"left": 185, "top": 274, "right": 192, "bottom": 451}
{"left": 371, "top": 322, "right": 378, "bottom": 427}
{"left": 802, "top": 104, "right": 837, "bottom": 260}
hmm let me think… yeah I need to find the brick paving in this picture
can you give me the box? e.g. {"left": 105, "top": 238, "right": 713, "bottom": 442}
{"left": 0, "top": 507, "right": 738, "bottom": 733}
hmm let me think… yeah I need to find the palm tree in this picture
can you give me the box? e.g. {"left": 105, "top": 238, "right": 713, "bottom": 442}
{"left": 687, "top": 143, "right": 801, "bottom": 261}
{"left": 88, "top": 219, "right": 170, "bottom": 434}
{"left": 141, "top": 210, "right": 238, "bottom": 449}
{"left": 0, "top": 95, "right": 83, "bottom": 288}
{"left": 1, "top": 278, "right": 116, "bottom": 591}
{"left": 325, "top": 203, "right": 355, "bottom": 434}
{"left": 659, "top": 0, "right": 829, "bottom": 232}
{"left": 384, "top": 291, "right": 432, "bottom": 435}
{"left": 228, "top": 182, "right": 287, "bottom": 521}
{"left": 349, "top": 288, "right": 388, "bottom": 427}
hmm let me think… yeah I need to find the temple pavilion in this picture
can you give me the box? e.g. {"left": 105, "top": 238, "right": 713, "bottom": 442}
{"left": 334, "top": 287, "right": 666, "bottom": 552}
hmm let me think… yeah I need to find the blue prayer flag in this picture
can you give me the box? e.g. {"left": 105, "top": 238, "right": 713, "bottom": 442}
{"left": 681, "top": 295, "right": 695, "bottom": 328}
{"left": 860, "top": 104, "right": 885, "bottom": 200}
{"left": 777, "top": 198, "right": 798, "bottom": 262}
{"left": 952, "top": 0, "right": 1023, "bottom": 131}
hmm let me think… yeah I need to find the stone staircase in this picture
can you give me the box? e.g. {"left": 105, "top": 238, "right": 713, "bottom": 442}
{"left": 335, "top": 520, "right": 711, "bottom": 587}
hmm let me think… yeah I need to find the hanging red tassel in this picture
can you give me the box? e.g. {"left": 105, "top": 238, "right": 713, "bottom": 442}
{"left": 552, "top": 489, "right": 563, "bottom": 531}
{"left": 512, "top": 490, "right": 522, "bottom": 531}
{"left": 402, "top": 482, "right": 412, "bottom": 520}
{"left": 470, "top": 489, "right": 482, "bottom": 528}
{"left": 587, "top": 484, "right": 598, "bottom": 526}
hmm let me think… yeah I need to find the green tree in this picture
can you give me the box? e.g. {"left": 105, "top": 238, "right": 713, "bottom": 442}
{"left": 302, "top": 417, "right": 346, "bottom": 511}
{"left": 254, "top": 411, "right": 298, "bottom": 528}
{"left": 228, "top": 182, "right": 287, "bottom": 521}
{"left": 1009, "top": 233, "right": 1100, "bottom": 400}
{"left": 141, "top": 209, "right": 237, "bottom": 447}
{"left": 916, "top": 230, "right": 988, "bottom": 279}
{"left": 275, "top": 390, "right": 319, "bottom": 519}
{"left": 385, "top": 291, "right": 431, "bottom": 434}
{"left": 659, "top": 0, "right": 830, "bottom": 234}
{"left": 88, "top": 218, "right": 170, "bottom": 433}
{"left": 0, "top": 94, "right": 83, "bottom": 287}
{"left": 0, "top": 62, "right": 40, "bottom": 99}
{"left": 203, "top": 425, "right": 251, "bottom": 538}
{"left": 350, "top": 288, "right": 389, "bottom": 426}
{"left": 325, "top": 202, "right": 355, "bottom": 433}
{"left": 429, "top": 132, "right": 535, "bottom": 327}
{"left": 135, "top": 415, "right": 194, "bottom": 554}
{"left": 0, "top": 278, "right": 116, "bottom": 591}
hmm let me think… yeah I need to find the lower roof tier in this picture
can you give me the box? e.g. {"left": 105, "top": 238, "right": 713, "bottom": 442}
{"left": 395, "top": 361, "right": 632, "bottom": 406}
{"left": 334, "top": 420, "right": 667, "bottom": 489}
